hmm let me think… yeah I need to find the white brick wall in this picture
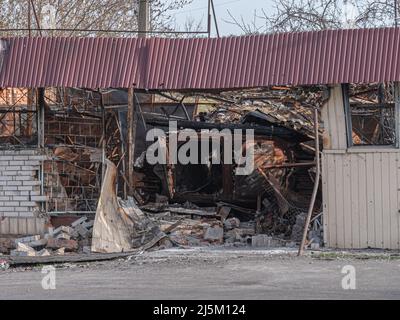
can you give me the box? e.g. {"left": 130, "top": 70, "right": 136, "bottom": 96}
{"left": 0, "top": 149, "right": 45, "bottom": 217}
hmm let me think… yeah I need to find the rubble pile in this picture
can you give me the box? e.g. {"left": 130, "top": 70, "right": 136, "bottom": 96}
{"left": 9, "top": 217, "right": 94, "bottom": 257}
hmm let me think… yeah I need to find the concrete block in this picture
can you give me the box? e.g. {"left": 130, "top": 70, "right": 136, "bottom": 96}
{"left": 74, "top": 224, "right": 89, "bottom": 238}
{"left": 46, "top": 238, "right": 78, "bottom": 252}
{"left": 71, "top": 216, "right": 87, "bottom": 227}
{"left": 56, "top": 232, "right": 71, "bottom": 240}
{"left": 53, "top": 225, "right": 74, "bottom": 235}
{"left": 37, "top": 249, "right": 51, "bottom": 257}
{"left": 14, "top": 242, "right": 36, "bottom": 253}
{"left": 14, "top": 235, "right": 40, "bottom": 245}
{"left": 204, "top": 226, "right": 224, "bottom": 241}
{"left": 28, "top": 238, "right": 48, "bottom": 248}
{"left": 54, "top": 248, "right": 65, "bottom": 255}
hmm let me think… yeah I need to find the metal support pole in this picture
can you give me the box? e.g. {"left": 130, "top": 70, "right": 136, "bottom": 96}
{"left": 298, "top": 107, "right": 320, "bottom": 256}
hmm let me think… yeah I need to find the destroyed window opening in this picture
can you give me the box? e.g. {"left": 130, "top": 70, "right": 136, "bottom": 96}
{"left": 343, "top": 82, "right": 400, "bottom": 149}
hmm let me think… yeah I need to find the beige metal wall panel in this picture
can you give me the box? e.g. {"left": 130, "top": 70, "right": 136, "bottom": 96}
{"left": 323, "top": 151, "right": 400, "bottom": 249}
{"left": 321, "top": 85, "right": 347, "bottom": 150}
{"left": 0, "top": 217, "right": 46, "bottom": 235}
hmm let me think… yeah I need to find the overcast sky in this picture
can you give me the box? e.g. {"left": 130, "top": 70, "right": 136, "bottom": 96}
{"left": 170, "top": 0, "right": 272, "bottom": 36}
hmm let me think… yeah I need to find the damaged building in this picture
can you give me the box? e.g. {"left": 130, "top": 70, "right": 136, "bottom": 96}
{"left": 0, "top": 27, "right": 400, "bottom": 257}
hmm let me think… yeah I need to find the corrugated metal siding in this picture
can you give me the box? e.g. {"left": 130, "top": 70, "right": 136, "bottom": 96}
{"left": 323, "top": 151, "right": 400, "bottom": 249}
{"left": 2, "top": 27, "right": 400, "bottom": 89}
{"left": 0, "top": 217, "right": 46, "bottom": 235}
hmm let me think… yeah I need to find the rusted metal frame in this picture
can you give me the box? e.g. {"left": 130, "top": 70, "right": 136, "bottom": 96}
{"left": 298, "top": 107, "right": 321, "bottom": 256}
{"left": 1, "top": 89, "right": 36, "bottom": 145}
{"left": 179, "top": 97, "right": 191, "bottom": 120}
{"left": 155, "top": 91, "right": 180, "bottom": 102}
{"left": 146, "top": 117, "right": 309, "bottom": 141}
{"left": 0, "top": 89, "right": 29, "bottom": 123}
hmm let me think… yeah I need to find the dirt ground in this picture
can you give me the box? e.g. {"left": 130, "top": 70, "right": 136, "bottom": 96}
{"left": 1, "top": 247, "right": 400, "bottom": 300}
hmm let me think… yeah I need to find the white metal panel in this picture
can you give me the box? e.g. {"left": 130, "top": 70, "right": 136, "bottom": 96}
{"left": 323, "top": 151, "right": 400, "bottom": 249}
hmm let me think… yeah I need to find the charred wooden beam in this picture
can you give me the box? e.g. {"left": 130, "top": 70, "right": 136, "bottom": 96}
{"left": 145, "top": 117, "right": 311, "bottom": 141}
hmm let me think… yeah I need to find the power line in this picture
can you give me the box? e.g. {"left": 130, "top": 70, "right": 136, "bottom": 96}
{"left": 172, "top": 0, "right": 241, "bottom": 16}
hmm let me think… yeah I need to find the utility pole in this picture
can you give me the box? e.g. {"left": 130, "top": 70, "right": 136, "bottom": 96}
{"left": 138, "top": 0, "right": 150, "bottom": 37}
{"left": 127, "top": 0, "right": 150, "bottom": 196}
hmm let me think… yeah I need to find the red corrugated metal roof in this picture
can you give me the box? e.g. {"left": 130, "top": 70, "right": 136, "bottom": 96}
{"left": 1, "top": 27, "right": 400, "bottom": 90}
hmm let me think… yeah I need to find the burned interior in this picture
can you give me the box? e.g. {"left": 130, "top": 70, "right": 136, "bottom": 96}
{"left": 0, "top": 84, "right": 324, "bottom": 253}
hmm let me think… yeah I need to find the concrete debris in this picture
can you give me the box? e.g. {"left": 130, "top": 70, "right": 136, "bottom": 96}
{"left": 56, "top": 232, "right": 71, "bottom": 240}
{"left": 47, "top": 238, "right": 78, "bottom": 252}
{"left": 37, "top": 249, "right": 51, "bottom": 257}
{"left": 1, "top": 212, "right": 95, "bottom": 257}
{"left": 54, "top": 248, "right": 65, "bottom": 256}
{"left": 224, "top": 218, "right": 240, "bottom": 230}
{"left": 82, "top": 246, "right": 92, "bottom": 254}
{"left": 28, "top": 238, "right": 48, "bottom": 248}
{"left": 165, "top": 219, "right": 224, "bottom": 246}
{"left": 204, "top": 226, "right": 224, "bottom": 241}
{"left": 10, "top": 243, "right": 36, "bottom": 257}
{"left": 71, "top": 216, "right": 88, "bottom": 228}
{"left": 14, "top": 235, "right": 41, "bottom": 245}
{"left": 0, "top": 238, "right": 14, "bottom": 254}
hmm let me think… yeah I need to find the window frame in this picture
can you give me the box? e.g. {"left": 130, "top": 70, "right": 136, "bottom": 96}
{"left": 342, "top": 82, "right": 400, "bottom": 149}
